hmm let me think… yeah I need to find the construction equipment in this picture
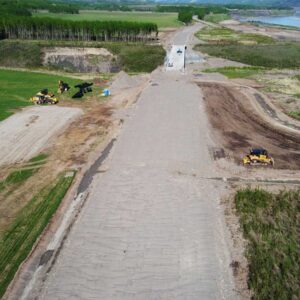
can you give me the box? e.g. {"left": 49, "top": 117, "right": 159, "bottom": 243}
{"left": 58, "top": 80, "right": 70, "bottom": 94}
{"left": 72, "top": 82, "right": 93, "bottom": 99}
{"left": 243, "top": 148, "right": 274, "bottom": 166}
{"left": 30, "top": 89, "right": 58, "bottom": 105}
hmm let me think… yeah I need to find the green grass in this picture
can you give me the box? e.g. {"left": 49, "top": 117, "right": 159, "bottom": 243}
{"left": 235, "top": 188, "right": 300, "bottom": 300}
{"left": 293, "top": 75, "right": 300, "bottom": 81}
{"left": 195, "top": 43, "right": 300, "bottom": 68}
{"left": 204, "top": 14, "right": 230, "bottom": 23}
{"left": 0, "top": 41, "right": 41, "bottom": 68}
{"left": 0, "top": 154, "right": 48, "bottom": 192}
{"left": 34, "top": 10, "right": 181, "bottom": 28}
{"left": 0, "top": 40, "right": 165, "bottom": 77}
{"left": 288, "top": 111, "right": 300, "bottom": 120}
{"left": 0, "top": 171, "right": 75, "bottom": 297}
{"left": 29, "top": 153, "right": 48, "bottom": 163}
{"left": 203, "top": 66, "right": 265, "bottom": 78}
{"left": 0, "top": 69, "right": 82, "bottom": 121}
{"left": 196, "top": 26, "right": 275, "bottom": 45}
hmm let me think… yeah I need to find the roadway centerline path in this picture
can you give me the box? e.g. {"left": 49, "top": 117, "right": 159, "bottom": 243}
{"left": 37, "top": 70, "right": 238, "bottom": 299}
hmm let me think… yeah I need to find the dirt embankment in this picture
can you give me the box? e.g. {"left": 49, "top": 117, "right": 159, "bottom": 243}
{"left": 199, "top": 82, "right": 300, "bottom": 169}
{"left": 42, "top": 47, "right": 120, "bottom": 73}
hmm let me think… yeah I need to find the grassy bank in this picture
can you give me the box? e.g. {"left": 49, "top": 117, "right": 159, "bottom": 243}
{"left": 235, "top": 188, "right": 300, "bottom": 299}
{"left": 204, "top": 13, "right": 230, "bottom": 23}
{"left": 34, "top": 11, "right": 181, "bottom": 28}
{"left": 196, "top": 26, "right": 275, "bottom": 45}
{"left": 196, "top": 43, "right": 300, "bottom": 68}
{"left": 0, "top": 171, "right": 75, "bottom": 297}
{"left": 0, "top": 69, "right": 83, "bottom": 121}
{"left": 195, "top": 26, "right": 300, "bottom": 68}
{"left": 203, "top": 66, "right": 265, "bottom": 78}
{"left": 0, "top": 40, "right": 165, "bottom": 74}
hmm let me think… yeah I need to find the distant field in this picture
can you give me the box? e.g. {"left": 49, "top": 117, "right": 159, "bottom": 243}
{"left": 0, "top": 69, "right": 82, "bottom": 121}
{"left": 34, "top": 11, "right": 181, "bottom": 28}
{"left": 204, "top": 14, "right": 230, "bottom": 24}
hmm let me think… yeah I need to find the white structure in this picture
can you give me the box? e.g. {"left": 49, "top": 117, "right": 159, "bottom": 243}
{"left": 166, "top": 45, "right": 186, "bottom": 72}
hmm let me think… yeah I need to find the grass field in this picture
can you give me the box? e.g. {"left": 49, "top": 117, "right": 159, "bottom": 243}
{"left": 196, "top": 26, "right": 275, "bottom": 45}
{"left": 204, "top": 14, "right": 230, "bottom": 23}
{"left": 195, "top": 26, "right": 300, "bottom": 68}
{"left": 203, "top": 66, "right": 265, "bottom": 78}
{"left": 235, "top": 188, "right": 300, "bottom": 300}
{"left": 0, "top": 171, "right": 75, "bottom": 297}
{"left": 0, "top": 69, "right": 84, "bottom": 121}
{"left": 34, "top": 10, "right": 181, "bottom": 28}
{"left": 196, "top": 43, "right": 300, "bottom": 68}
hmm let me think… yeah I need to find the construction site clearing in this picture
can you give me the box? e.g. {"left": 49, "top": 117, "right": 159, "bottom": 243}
{"left": 198, "top": 82, "right": 300, "bottom": 170}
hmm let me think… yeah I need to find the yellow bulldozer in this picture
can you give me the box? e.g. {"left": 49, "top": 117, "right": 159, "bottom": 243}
{"left": 243, "top": 148, "right": 274, "bottom": 166}
{"left": 30, "top": 89, "right": 58, "bottom": 105}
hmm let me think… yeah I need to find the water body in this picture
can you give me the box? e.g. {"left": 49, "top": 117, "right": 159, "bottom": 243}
{"left": 240, "top": 15, "right": 300, "bottom": 28}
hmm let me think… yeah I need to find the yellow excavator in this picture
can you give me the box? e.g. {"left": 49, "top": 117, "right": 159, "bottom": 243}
{"left": 243, "top": 148, "right": 274, "bottom": 166}
{"left": 30, "top": 89, "right": 58, "bottom": 105}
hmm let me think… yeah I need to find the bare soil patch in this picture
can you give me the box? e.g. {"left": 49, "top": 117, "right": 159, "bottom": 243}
{"left": 0, "top": 106, "right": 82, "bottom": 166}
{"left": 42, "top": 47, "right": 119, "bottom": 73}
{"left": 199, "top": 82, "right": 300, "bottom": 169}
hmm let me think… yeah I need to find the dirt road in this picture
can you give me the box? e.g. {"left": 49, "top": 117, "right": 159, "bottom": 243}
{"left": 37, "top": 75, "right": 237, "bottom": 300}
{"left": 22, "top": 23, "right": 239, "bottom": 300}
{"left": 0, "top": 106, "right": 82, "bottom": 166}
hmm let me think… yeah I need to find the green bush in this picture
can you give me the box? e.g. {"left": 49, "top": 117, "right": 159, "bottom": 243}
{"left": 178, "top": 11, "right": 193, "bottom": 24}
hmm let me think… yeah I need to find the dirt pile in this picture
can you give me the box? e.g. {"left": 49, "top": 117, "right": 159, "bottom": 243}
{"left": 199, "top": 82, "right": 300, "bottom": 169}
{"left": 109, "top": 71, "right": 142, "bottom": 93}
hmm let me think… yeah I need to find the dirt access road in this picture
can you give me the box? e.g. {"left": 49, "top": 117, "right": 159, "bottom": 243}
{"left": 0, "top": 106, "right": 82, "bottom": 166}
{"left": 21, "top": 24, "right": 238, "bottom": 299}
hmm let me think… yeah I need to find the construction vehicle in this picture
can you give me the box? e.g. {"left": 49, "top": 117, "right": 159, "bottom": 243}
{"left": 30, "top": 89, "right": 58, "bottom": 105}
{"left": 72, "top": 82, "right": 93, "bottom": 99}
{"left": 243, "top": 148, "right": 274, "bottom": 166}
{"left": 58, "top": 80, "right": 70, "bottom": 94}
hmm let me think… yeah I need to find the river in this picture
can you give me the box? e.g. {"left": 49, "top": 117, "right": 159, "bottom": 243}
{"left": 240, "top": 10, "right": 300, "bottom": 28}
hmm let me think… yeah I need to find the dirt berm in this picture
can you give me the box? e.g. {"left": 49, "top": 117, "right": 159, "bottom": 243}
{"left": 199, "top": 82, "right": 300, "bottom": 170}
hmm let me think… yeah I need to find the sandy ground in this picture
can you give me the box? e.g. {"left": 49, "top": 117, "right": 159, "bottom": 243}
{"left": 0, "top": 106, "right": 82, "bottom": 166}
{"left": 43, "top": 47, "right": 113, "bottom": 59}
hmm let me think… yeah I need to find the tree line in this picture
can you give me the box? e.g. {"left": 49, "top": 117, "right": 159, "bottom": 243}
{"left": 0, "top": 0, "right": 79, "bottom": 16}
{"left": 0, "top": 16, "right": 158, "bottom": 42}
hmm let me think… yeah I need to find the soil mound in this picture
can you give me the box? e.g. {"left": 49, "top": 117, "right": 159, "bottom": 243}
{"left": 110, "top": 71, "right": 141, "bottom": 93}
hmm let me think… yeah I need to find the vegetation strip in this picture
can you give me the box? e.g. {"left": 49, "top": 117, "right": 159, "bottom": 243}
{"left": 235, "top": 188, "right": 300, "bottom": 299}
{"left": 203, "top": 66, "right": 265, "bottom": 78}
{"left": 0, "top": 153, "right": 47, "bottom": 192}
{"left": 0, "top": 171, "right": 75, "bottom": 297}
{"left": 195, "top": 43, "right": 300, "bottom": 68}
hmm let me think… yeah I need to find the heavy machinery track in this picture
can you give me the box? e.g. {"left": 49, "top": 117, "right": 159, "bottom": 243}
{"left": 199, "top": 82, "right": 300, "bottom": 169}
